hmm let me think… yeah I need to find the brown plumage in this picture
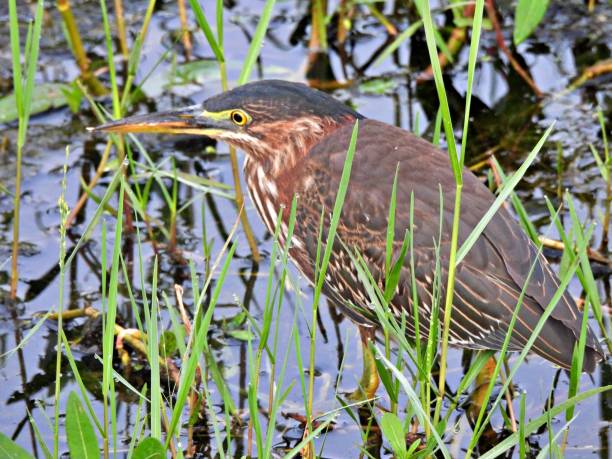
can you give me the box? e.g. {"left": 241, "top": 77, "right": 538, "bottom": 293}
{"left": 94, "top": 79, "right": 605, "bottom": 371}
{"left": 274, "top": 119, "right": 604, "bottom": 371}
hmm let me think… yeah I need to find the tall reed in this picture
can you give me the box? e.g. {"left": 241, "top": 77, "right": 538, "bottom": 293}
{"left": 8, "top": 0, "right": 45, "bottom": 300}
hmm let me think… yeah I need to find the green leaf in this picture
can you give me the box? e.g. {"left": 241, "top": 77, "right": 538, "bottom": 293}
{"left": 374, "top": 20, "right": 423, "bottom": 67}
{"left": 226, "top": 310, "right": 248, "bottom": 328}
{"left": 65, "top": 391, "right": 100, "bottom": 459}
{"left": 169, "top": 59, "right": 219, "bottom": 86}
{"left": 132, "top": 437, "right": 166, "bottom": 459}
{"left": 374, "top": 348, "right": 451, "bottom": 459}
{"left": 158, "top": 330, "right": 178, "bottom": 357}
{"left": 60, "top": 82, "right": 83, "bottom": 113}
{"left": 589, "top": 143, "right": 609, "bottom": 181}
{"left": 0, "top": 433, "right": 34, "bottom": 459}
{"left": 359, "top": 78, "right": 398, "bottom": 95}
{"left": 227, "top": 329, "right": 255, "bottom": 341}
{"left": 384, "top": 231, "right": 409, "bottom": 302}
{"left": 380, "top": 412, "right": 407, "bottom": 457}
{"left": 374, "top": 353, "right": 398, "bottom": 403}
{"left": 0, "top": 83, "right": 73, "bottom": 124}
{"left": 513, "top": 0, "right": 550, "bottom": 45}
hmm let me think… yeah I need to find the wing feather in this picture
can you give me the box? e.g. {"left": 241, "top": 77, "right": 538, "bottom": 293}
{"left": 283, "top": 119, "right": 604, "bottom": 370}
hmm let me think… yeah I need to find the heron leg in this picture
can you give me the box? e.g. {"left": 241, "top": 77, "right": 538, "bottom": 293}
{"left": 348, "top": 326, "right": 379, "bottom": 401}
{"left": 468, "top": 355, "right": 516, "bottom": 431}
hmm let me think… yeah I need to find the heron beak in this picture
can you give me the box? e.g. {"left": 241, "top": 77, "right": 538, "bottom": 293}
{"left": 87, "top": 105, "right": 233, "bottom": 136}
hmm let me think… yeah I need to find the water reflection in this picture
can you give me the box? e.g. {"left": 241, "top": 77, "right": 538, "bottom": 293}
{"left": 0, "top": 0, "right": 610, "bottom": 457}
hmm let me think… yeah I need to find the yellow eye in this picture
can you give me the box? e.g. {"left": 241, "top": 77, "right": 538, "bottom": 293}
{"left": 231, "top": 110, "right": 248, "bottom": 126}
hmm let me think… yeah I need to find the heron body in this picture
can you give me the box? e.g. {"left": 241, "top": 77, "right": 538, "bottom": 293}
{"left": 95, "top": 79, "right": 604, "bottom": 371}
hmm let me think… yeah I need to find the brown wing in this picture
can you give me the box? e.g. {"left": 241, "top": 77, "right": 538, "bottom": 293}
{"left": 286, "top": 119, "right": 603, "bottom": 371}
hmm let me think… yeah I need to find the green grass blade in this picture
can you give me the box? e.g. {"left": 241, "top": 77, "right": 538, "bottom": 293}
{"left": 148, "top": 258, "right": 162, "bottom": 440}
{"left": 492, "top": 157, "right": 540, "bottom": 242}
{"left": 61, "top": 331, "right": 104, "bottom": 435}
{"left": 479, "top": 386, "right": 611, "bottom": 459}
{"left": 20, "top": 0, "right": 44, "bottom": 138}
{"left": 374, "top": 21, "right": 423, "bottom": 67}
{"left": 237, "top": 0, "right": 276, "bottom": 84}
{"left": 127, "top": 385, "right": 148, "bottom": 457}
{"left": 8, "top": 0, "right": 23, "bottom": 118}
{"left": 513, "top": 0, "right": 550, "bottom": 45}
{"left": 188, "top": 0, "right": 224, "bottom": 62}
{"left": 420, "top": 0, "right": 460, "bottom": 179}
{"left": 536, "top": 415, "right": 576, "bottom": 459}
{"left": 0, "top": 432, "right": 35, "bottom": 459}
{"left": 306, "top": 120, "right": 359, "bottom": 429}
{"left": 26, "top": 408, "right": 52, "bottom": 459}
{"left": 102, "top": 182, "right": 124, "bottom": 395}
{"left": 314, "top": 120, "right": 359, "bottom": 299}
{"left": 374, "top": 349, "right": 451, "bottom": 459}
{"left": 99, "top": 0, "right": 120, "bottom": 117}
{"left": 66, "top": 391, "right": 100, "bottom": 459}
{"left": 165, "top": 242, "right": 237, "bottom": 446}
{"left": 64, "top": 166, "right": 123, "bottom": 268}
{"left": 459, "top": 0, "right": 485, "bottom": 159}
{"left": 457, "top": 122, "right": 555, "bottom": 265}
{"left": 283, "top": 417, "right": 337, "bottom": 459}
{"left": 0, "top": 311, "right": 51, "bottom": 359}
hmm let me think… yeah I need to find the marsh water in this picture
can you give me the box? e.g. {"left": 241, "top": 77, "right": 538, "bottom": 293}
{"left": 0, "top": 0, "right": 611, "bottom": 457}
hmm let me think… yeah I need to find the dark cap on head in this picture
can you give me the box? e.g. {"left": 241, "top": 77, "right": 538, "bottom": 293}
{"left": 203, "top": 80, "right": 364, "bottom": 122}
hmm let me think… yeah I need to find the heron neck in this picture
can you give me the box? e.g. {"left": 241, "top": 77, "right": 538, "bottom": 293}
{"left": 246, "top": 115, "right": 355, "bottom": 179}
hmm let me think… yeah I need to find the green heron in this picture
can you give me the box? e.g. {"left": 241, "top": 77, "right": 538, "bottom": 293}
{"left": 92, "top": 80, "right": 604, "bottom": 391}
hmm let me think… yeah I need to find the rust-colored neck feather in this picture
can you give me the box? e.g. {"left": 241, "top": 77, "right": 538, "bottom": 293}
{"left": 241, "top": 114, "right": 355, "bottom": 235}
{"left": 244, "top": 115, "right": 353, "bottom": 178}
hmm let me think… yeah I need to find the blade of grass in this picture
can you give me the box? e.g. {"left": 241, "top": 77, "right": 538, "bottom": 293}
{"left": 479, "top": 385, "right": 610, "bottom": 459}
{"left": 8, "top": 0, "right": 45, "bottom": 299}
{"left": 466, "top": 222, "right": 595, "bottom": 457}
{"left": 164, "top": 242, "right": 237, "bottom": 447}
{"left": 148, "top": 258, "right": 162, "bottom": 440}
{"left": 188, "top": 0, "right": 224, "bottom": 62}
{"left": 53, "top": 146, "right": 70, "bottom": 458}
{"left": 420, "top": 0, "right": 479, "bottom": 426}
{"left": 566, "top": 194, "right": 611, "bottom": 349}
{"left": 456, "top": 122, "right": 555, "bottom": 265}
{"left": 127, "top": 385, "right": 148, "bottom": 457}
{"left": 64, "top": 166, "right": 124, "bottom": 268}
{"left": 101, "top": 182, "right": 125, "bottom": 458}
{"left": 375, "top": 349, "right": 451, "bottom": 459}
{"left": 237, "top": 0, "right": 276, "bottom": 84}
{"left": 99, "top": 0, "right": 121, "bottom": 119}
{"left": 306, "top": 120, "right": 359, "bottom": 441}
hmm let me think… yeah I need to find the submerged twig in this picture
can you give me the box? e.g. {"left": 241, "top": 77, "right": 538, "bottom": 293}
{"left": 485, "top": 0, "right": 543, "bottom": 98}
{"left": 564, "top": 59, "right": 612, "bottom": 94}
{"left": 499, "top": 363, "right": 517, "bottom": 432}
{"left": 56, "top": 0, "right": 107, "bottom": 95}
{"left": 113, "top": 0, "right": 129, "bottom": 59}
{"left": 45, "top": 306, "right": 177, "bottom": 382}
{"left": 65, "top": 139, "right": 112, "bottom": 229}
{"left": 539, "top": 236, "right": 612, "bottom": 267}
{"left": 177, "top": 0, "right": 193, "bottom": 60}
{"left": 174, "top": 285, "right": 192, "bottom": 335}
{"left": 367, "top": 4, "right": 397, "bottom": 36}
